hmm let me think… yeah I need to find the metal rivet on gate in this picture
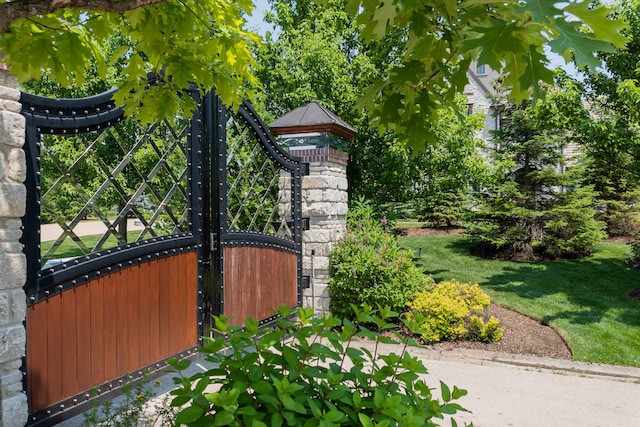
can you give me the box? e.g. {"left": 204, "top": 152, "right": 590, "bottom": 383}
{"left": 84, "top": 110, "right": 89, "bottom": 114}
{"left": 96, "top": 107, "right": 100, "bottom": 112}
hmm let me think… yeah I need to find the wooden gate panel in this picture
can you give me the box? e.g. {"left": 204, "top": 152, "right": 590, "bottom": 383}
{"left": 224, "top": 246, "right": 298, "bottom": 325}
{"left": 26, "top": 251, "right": 198, "bottom": 414}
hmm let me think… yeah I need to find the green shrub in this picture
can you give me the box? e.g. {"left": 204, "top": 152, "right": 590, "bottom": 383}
{"left": 407, "top": 279, "right": 502, "bottom": 343}
{"left": 168, "top": 304, "right": 469, "bottom": 427}
{"left": 329, "top": 200, "right": 432, "bottom": 319}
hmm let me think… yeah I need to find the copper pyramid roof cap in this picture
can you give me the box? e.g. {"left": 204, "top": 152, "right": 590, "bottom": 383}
{"left": 269, "top": 101, "right": 357, "bottom": 140}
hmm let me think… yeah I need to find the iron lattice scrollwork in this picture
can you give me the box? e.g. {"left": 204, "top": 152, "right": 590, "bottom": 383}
{"left": 39, "top": 118, "right": 191, "bottom": 266}
{"left": 226, "top": 114, "right": 292, "bottom": 238}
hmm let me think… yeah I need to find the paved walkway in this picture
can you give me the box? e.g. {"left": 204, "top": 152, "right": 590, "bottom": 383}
{"left": 41, "top": 219, "right": 146, "bottom": 241}
{"left": 396, "top": 345, "right": 640, "bottom": 427}
{"left": 58, "top": 345, "right": 640, "bottom": 427}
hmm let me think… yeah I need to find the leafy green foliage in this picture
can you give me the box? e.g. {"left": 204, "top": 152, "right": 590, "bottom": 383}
{"left": 410, "top": 99, "right": 493, "bottom": 226}
{"left": 468, "top": 80, "right": 607, "bottom": 260}
{"left": 168, "top": 304, "right": 469, "bottom": 426}
{"left": 348, "top": 0, "right": 628, "bottom": 147}
{"left": 328, "top": 200, "right": 432, "bottom": 319}
{"left": 572, "top": 0, "right": 640, "bottom": 237}
{"left": 407, "top": 280, "right": 501, "bottom": 344}
{"left": 1, "top": 0, "right": 628, "bottom": 148}
{"left": 1, "top": 0, "right": 260, "bottom": 123}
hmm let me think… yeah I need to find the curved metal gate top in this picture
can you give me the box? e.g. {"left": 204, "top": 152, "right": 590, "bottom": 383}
{"left": 21, "top": 88, "right": 306, "bottom": 425}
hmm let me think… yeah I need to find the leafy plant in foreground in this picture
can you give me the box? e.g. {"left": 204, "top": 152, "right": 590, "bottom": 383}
{"left": 168, "top": 304, "right": 469, "bottom": 426}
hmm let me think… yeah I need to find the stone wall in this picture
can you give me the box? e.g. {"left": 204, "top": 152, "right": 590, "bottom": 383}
{"left": 0, "top": 65, "right": 28, "bottom": 427}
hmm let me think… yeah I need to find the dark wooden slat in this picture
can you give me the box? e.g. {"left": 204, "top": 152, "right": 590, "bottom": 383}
{"left": 89, "top": 277, "right": 106, "bottom": 387}
{"left": 46, "top": 294, "right": 63, "bottom": 408}
{"left": 138, "top": 262, "right": 152, "bottom": 366}
{"left": 146, "top": 259, "right": 161, "bottom": 364}
{"left": 115, "top": 269, "right": 130, "bottom": 375}
{"left": 168, "top": 254, "right": 181, "bottom": 352}
{"left": 158, "top": 257, "right": 171, "bottom": 356}
{"left": 127, "top": 265, "right": 141, "bottom": 370}
{"left": 75, "top": 284, "right": 93, "bottom": 392}
{"left": 103, "top": 271, "right": 118, "bottom": 381}
{"left": 61, "top": 290, "right": 79, "bottom": 399}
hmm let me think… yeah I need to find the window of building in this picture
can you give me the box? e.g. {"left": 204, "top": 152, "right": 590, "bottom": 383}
{"left": 476, "top": 64, "right": 486, "bottom": 75}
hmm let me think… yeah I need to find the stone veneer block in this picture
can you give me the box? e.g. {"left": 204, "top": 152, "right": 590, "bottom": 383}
{"left": 0, "top": 110, "right": 25, "bottom": 148}
{"left": 6, "top": 148, "right": 26, "bottom": 182}
{"left": 0, "top": 253, "right": 26, "bottom": 290}
{"left": 0, "top": 182, "right": 26, "bottom": 217}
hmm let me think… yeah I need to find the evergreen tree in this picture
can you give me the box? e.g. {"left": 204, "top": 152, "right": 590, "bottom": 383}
{"left": 469, "top": 81, "right": 606, "bottom": 260}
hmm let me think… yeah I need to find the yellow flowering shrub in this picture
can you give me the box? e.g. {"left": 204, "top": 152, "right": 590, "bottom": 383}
{"left": 468, "top": 315, "right": 503, "bottom": 342}
{"left": 407, "top": 279, "right": 502, "bottom": 343}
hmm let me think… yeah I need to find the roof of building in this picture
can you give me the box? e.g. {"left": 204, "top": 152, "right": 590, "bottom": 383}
{"left": 269, "top": 100, "right": 357, "bottom": 140}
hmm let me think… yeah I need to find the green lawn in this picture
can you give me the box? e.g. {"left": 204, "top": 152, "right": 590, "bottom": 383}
{"left": 41, "top": 231, "right": 149, "bottom": 263}
{"left": 399, "top": 235, "right": 640, "bottom": 367}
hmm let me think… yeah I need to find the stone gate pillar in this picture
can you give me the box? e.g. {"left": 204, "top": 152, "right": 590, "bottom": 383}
{"left": 296, "top": 148, "right": 349, "bottom": 315}
{"left": 0, "top": 64, "right": 28, "bottom": 426}
{"left": 269, "top": 101, "right": 356, "bottom": 317}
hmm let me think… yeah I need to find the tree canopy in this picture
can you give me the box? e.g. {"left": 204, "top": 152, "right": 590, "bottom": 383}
{"left": 0, "top": 0, "right": 628, "bottom": 146}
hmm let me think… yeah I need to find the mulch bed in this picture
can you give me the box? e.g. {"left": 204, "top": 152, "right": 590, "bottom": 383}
{"left": 433, "top": 303, "right": 572, "bottom": 359}
{"left": 397, "top": 226, "right": 573, "bottom": 359}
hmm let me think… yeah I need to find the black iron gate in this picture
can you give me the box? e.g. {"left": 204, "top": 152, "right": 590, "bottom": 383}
{"left": 21, "top": 87, "right": 306, "bottom": 425}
